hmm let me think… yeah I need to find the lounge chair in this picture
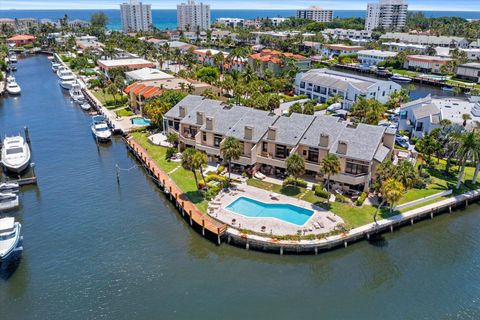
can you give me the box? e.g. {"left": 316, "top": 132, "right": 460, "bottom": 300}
{"left": 254, "top": 172, "right": 266, "bottom": 180}
{"left": 313, "top": 222, "right": 320, "bottom": 230}
{"left": 269, "top": 192, "right": 280, "bottom": 200}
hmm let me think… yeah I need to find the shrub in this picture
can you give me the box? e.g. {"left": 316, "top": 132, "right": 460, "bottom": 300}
{"left": 410, "top": 137, "right": 418, "bottom": 145}
{"left": 165, "top": 147, "right": 176, "bottom": 160}
{"left": 314, "top": 185, "right": 330, "bottom": 199}
{"left": 355, "top": 192, "right": 367, "bottom": 206}
{"left": 335, "top": 193, "right": 348, "bottom": 203}
{"left": 216, "top": 165, "right": 225, "bottom": 174}
{"left": 205, "top": 185, "right": 221, "bottom": 200}
{"left": 283, "top": 176, "right": 308, "bottom": 188}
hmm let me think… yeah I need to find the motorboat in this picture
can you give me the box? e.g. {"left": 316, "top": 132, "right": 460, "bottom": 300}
{"left": 9, "top": 64, "right": 17, "bottom": 71}
{"left": 5, "top": 76, "right": 21, "bottom": 95}
{"left": 0, "top": 192, "right": 19, "bottom": 211}
{"left": 441, "top": 86, "right": 455, "bottom": 92}
{"left": 0, "top": 182, "right": 19, "bottom": 193}
{"left": 389, "top": 74, "right": 413, "bottom": 83}
{"left": 81, "top": 102, "right": 91, "bottom": 111}
{"left": 0, "top": 217, "right": 22, "bottom": 262}
{"left": 52, "top": 62, "right": 61, "bottom": 72}
{"left": 56, "top": 66, "right": 69, "bottom": 77}
{"left": 57, "top": 68, "right": 75, "bottom": 81}
{"left": 91, "top": 116, "right": 112, "bottom": 142}
{"left": 60, "top": 79, "right": 77, "bottom": 90}
{"left": 69, "top": 83, "right": 85, "bottom": 103}
{"left": 1, "top": 135, "right": 31, "bottom": 173}
{"left": 8, "top": 54, "right": 17, "bottom": 63}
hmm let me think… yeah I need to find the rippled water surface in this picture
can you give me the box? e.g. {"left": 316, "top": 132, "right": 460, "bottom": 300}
{"left": 1, "top": 55, "right": 480, "bottom": 319}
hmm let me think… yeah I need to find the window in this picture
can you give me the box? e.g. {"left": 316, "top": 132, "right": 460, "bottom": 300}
{"left": 345, "top": 161, "right": 369, "bottom": 175}
{"left": 307, "top": 147, "right": 319, "bottom": 163}
{"left": 262, "top": 141, "right": 268, "bottom": 152}
{"left": 214, "top": 134, "right": 222, "bottom": 147}
{"left": 168, "top": 120, "right": 173, "bottom": 127}
{"left": 415, "top": 122, "right": 423, "bottom": 132}
{"left": 202, "top": 132, "right": 207, "bottom": 142}
{"left": 275, "top": 144, "right": 288, "bottom": 159}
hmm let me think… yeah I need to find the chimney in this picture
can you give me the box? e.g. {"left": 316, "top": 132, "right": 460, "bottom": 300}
{"left": 267, "top": 127, "right": 276, "bottom": 141}
{"left": 244, "top": 126, "right": 253, "bottom": 140}
{"left": 319, "top": 133, "right": 329, "bottom": 148}
{"left": 206, "top": 116, "right": 214, "bottom": 130}
{"left": 179, "top": 106, "right": 186, "bottom": 118}
{"left": 196, "top": 111, "right": 204, "bottom": 125}
{"left": 337, "top": 140, "right": 348, "bottom": 154}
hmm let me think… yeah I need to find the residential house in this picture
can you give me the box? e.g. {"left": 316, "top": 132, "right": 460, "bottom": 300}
{"left": 322, "top": 29, "right": 372, "bottom": 44}
{"left": 404, "top": 55, "right": 452, "bottom": 73}
{"left": 321, "top": 44, "right": 365, "bottom": 58}
{"left": 7, "top": 35, "right": 36, "bottom": 47}
{"left": 456, "top": 63, "right": 480, "bottom": 83}
{"left": 357, "top": 49, "right": 397, "bottom": 66}
{"left": 295, "top": 68, "right": 401, "bottom": 109}
{"left": 97, "top": 58, "right": 156, "bottom": 78}
{"left": 249, "top": 49, "right": 311, "bottom": 77}
{"left": 125, "top": 68, "right": 175, "bottom": 82}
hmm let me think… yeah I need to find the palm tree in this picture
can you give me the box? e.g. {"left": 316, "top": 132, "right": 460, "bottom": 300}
{"left": 456, "top": 132, "right": 480, "bottom": 189}
{"left": 181, "top": 148, "right": 199, "bottom": 189}
{"left": 462, "top": 113, "right": 471, "bottom": 127}
{"left": 192, "top": 151, "right": 208, "bottom": 187}
{"left": 285, "top": 153, "right": 305, "bottom": 186}
{"left": 166, "top": 132, "right": 179, "bottom": 147}
{"left": 374, "top": 178, "right": 404, "bottom": 223}
{"left": 320, "top": 154, "right": 341, "bottom": 192}
{"left": 220, "top": 137, "right": 242, "bottom": 183}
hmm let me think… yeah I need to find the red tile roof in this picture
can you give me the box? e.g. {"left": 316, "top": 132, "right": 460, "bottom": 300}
{"left": 7, "top": 35, "right": 36, "bottom": 41}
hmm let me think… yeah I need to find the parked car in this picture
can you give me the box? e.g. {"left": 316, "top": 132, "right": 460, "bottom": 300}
{"left": 395, "top": 134, "right": 410, "bottom": 149}
{"left": 326, "top": 102, "right": 342, "bottom": 112}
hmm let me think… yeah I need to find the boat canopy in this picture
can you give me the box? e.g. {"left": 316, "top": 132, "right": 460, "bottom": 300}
{"left": 0, "top": 217, "right": 15, "bottom": 233}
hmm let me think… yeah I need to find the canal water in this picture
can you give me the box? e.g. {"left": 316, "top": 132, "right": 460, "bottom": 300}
{"left": 1, "top": 55, "right": 480, "bottom": 319}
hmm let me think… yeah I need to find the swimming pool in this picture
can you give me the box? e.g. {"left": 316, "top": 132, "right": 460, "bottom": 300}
{"left": 226, "top": 197, "right": 314, "bottom": 226}
{"left": 131, "top": 117, "right": 151, "bottom": 125}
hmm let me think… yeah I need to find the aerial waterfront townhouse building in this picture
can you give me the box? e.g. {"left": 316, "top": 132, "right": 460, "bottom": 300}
{"left": 163, "top": 95, "right": 396, "bottom": 192}
{"left": 321, "top": 44, "right": 365, "bottom": 58}
{"left": 120, "top": 0, "right": 152, "bottom": 33}
{"left": 365, "top": 0, "right": 408, "bottom": 31}
{"left": 380, "top": 33, "right": 469, "bottom": 48}
{"left": 456, "top": 63, "right": 480, "bottom": 83}
{"left": 294, "top": 69, "right": 402, "bottom": 109}
{"left": 177, "top": 0, "right": 211, "bottom": 31}
{"left": 296, "top": 6, "right": 333, "bottom": 23}
{"left": 357, "top": 49, "right": 398, "bottom": 66}
{"left": 404, "top": 55, "right": 453, "bottom": 74}
{"left": 322, "top": 29, "right": 372, "bottom": 45}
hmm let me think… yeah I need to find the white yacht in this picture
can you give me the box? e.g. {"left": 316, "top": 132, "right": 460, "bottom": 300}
{"left": 5, "top": 76, "right": 21, "bottom": 95}
{"left": 69, "top": 83, "right": 85, "bottom": 103}
{"left": 81, "top": 102, "right": 91, "bottom": 111}
{"left": 390, "top": 74, "right": 413, "bottom": 83}
{"left": 52, "top": 62, "right": 61, "bottom": 72}
{"left": 0, "top": 217, "right": 22, "bottom": 262}
{"left": 1, "top": 135, "right": 31, "bottom": 173}
{"left": 91, "top": 116, "right": 112, "bottom": 142}
{"left": 8, "top": 54, "right": 17, "bottom": 64}
{"left": 0, "top": 182, "right": 19, "bottom": 193}
{"left": 0, "top": 192, "right": 19, "bottom": 211}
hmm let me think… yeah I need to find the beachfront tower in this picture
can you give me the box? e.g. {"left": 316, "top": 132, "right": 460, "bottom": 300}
{"left": 177, "top": 0, "right": 211, "bottom": 31}
{"left": 120, "top": 0, "right": 153, "bottom": 33}
{"left": 365, "top": 0, "right": 408, "bottom": 31}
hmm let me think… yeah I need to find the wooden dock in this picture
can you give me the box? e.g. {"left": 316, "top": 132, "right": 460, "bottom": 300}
{"left": 123, "top": 136, "right": 227, "bottom": 242}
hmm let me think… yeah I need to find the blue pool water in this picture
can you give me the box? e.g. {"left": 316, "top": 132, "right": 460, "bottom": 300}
{"left": 226, "top": 197, "right": 314, "bottom": 226}
{"left": 131, "top": 117, "right": 151, "bottom": 125}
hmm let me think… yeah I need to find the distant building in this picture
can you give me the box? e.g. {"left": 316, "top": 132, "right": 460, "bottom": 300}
{"left": 296, "top": 6, "right": 333, "bottom": 23}
{"left": 269, "top": 17, "right": 288, "bottom": 27}
{"left": 357, "top": 50, "right": 398, "bottom": 66}
{"left": 120, "top": 0, "right": 152, "bottom": 33}
{"left": 380, "top": 32, "right": 469, "bottom": 48}
{"left": 456, "top": 63, "right": 480, "bottom": 83}
{"left": 321, "top": 44, "right": 365, "bottom": 57}
{"left": 404, "top": 55, "right": 452, "bottom": 74}
{"left": 177, "top": 0, "right": 211, "bottom": 31}
{"left": 97, "top": 58, "right": 156, "bottom": 78}
{"left": 249, "top": 49, "right": 311, "bottom": 77}
{"left": 7, "top": 35, "right": 36, "bottom": 47}
{"left": 322, "top": 29, "right": 372, "bottom": 44}
{"left": 216, "top": 18, "right": 244, "bottom": 28}
{"left": 365, "top": 0, "right": 408, "bottom": 31}
{"left": 125, "top": 68, "right": 175, "bottom": 82}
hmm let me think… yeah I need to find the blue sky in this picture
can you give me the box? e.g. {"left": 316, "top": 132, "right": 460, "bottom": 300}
{"left": 0, "top": 0, "right": 479, "bottom": 11}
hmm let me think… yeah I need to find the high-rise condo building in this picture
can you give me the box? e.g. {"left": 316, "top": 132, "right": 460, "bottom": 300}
{"left": 365, "top": 0, "right": 408, "bottom": 31}
{"left": 177, "top": 0, "right": 211, "bottom": 31}
{"left": 296, "top": 6, "right": 333, "bottom": 23}
{"left": 120, "top": 0, "right": 152, "bottom": 33}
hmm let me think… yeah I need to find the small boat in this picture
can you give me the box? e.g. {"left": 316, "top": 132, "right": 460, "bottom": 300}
{"left": 91, "top": 116, "right": 112, "bottom": 142}
{"left": 52, "top": 62, "right": 61, "bottom": 72}
{"left": 0, "top": 182, "right": 19, "bottom": 192}
{"left": 389, "top": 74, "right": 413, "bottom": 83}
{"left": 441, "top": 86, "right": 455, "bottom": 92}
{"left": 5, "top": 76, "right": 21, "bottom": 95}
{"left": 0, "top": 192, "right": 19, "bottom": 211}
{"left": 81, "top": 102, "right": 91, "bottom": 111}
{"left": 58, "top": 68, "right": 76, "bottom": 90}
{"left": 8, "top": 54, "right": 17, "bottom": 63}
{"left": 69, "top": 83, "right": 85, "bottom": 103}
{"left": 47, "top": 56, "right": 54, "bottom": 61}
{"left": 60, "top": 79, "right": 76, "bottom": 90}
{"left": 0, "top": 217, "right": 22, "bottom": 262}
{"left": 1, "top": 135, "right": 31, "bottom": 173}
{"left": 9, "top": 64, "right": 17, "bottom": 71}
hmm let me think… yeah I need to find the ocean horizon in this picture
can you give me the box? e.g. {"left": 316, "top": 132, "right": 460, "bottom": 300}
{"left": 1, "top": 9, "right": 479, "bottom": 30}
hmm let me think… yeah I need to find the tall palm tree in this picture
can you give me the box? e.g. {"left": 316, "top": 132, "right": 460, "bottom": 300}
{"left": 285, "top": 153, "right": 305, "bottom": 186}
{"left": 192, "top": 151, "right": 208, "bottom": 187}
{"left": 374, "top": 178, "right": 404, "bottom": 223}
{"left": 320, "top": 154, "right": 341, "bottom": 192}
{"left": 456, "top": 132, "right": 480, "bottom": 189}
{"left": 181, "top": 148, "right": 199, "bottom": 189}
{"left": 220, "top": 137, "right": 242, "bottom": 183}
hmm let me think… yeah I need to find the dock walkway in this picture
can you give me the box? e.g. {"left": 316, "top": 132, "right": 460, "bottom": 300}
{"left": 124, "top": 136, "right": 227, "bottom": 241}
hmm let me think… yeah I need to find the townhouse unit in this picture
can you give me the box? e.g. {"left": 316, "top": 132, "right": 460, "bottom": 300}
{"left": 322, "top": 29, "right": 372, "bottom": 44}
{"left": 216, "top": 18, "right": 245, "bottom": 28}
{"left": 248, "top": 49, "right": 311, "bottom": 77}
{"left": 404, "top": 55, "right": 452, "bottom": 74}
{"left": 321, "top": 44, "right": 365, "bottom": 58}
{"left": 381, "top": 41, "right": 427, "bottom": 53}
{"left": 399, "top": 95, "right": 480, "bottom": 138}
{"left": 357, "top": 49, "right": 397, "bottom": 66}
{"left": 380, "top": 33, "right": 469, "bottom": 48}
{"left": 460, "top": 49, "right": 480, "bottom": 62}
{"left": 294, "top": 68, "right": 401, "bottom": 109}
{"left": 194, "top": 48, "right": 228, "bottom": 65}
{"left": 163, "top": 95, "right": 396, "bottom": 192}
{"left": 97, "top": 58, "right": 156, "bottom": 78}
{"left": 470, "top": 40, "right": 480, "bottom": 49}
{"left": 456, "top": 63, "right": 480, "bottom": 83}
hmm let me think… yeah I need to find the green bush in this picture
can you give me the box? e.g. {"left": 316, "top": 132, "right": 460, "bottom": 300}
{"left": 314, "top": 185, "right": 330, "bottom": 199}
{"left": 216, "top": 165, "right": 225, "bottom": 174}
{"left": 410, "top": 137, "right": 418, "bottom": 145}
{"left": 335, "top": 193, "right": 348, "bottom": 203}
{"left": 165, "top": 147, "right": 176, "bottom": 160}
{"left": 205, "top": 185, "right": 221, "bottom": 200}
{"left": 355, "top": 192, "right": 367, "bottom": 206}
{"left": 282, "top": 176, "right": 308, "bottom": 188}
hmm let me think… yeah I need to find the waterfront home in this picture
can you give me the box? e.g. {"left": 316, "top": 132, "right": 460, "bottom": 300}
{"left": 357, "top": 50, "right": 398, "bottom": 66}
{"left": 381, "top": 42, "right": 427, "bottom": 53}
{"left": 7, "top": 34, "right": 36, "bottom": 47}
{"left": 399, "top": 95, "right": 480, "bottom": 138}
{"left": 404, "top": 55, "right": 452, "bottom": 74}
{"left": 248, "top": 49, "right": 311, "bottom": 77}
{"left": 321, "top": 44, "right": 365, "bottom": 58}
{"left": 380, "top": 32, "right": 469, "bottom": 48}
{"left": 76, "top": 36, "right": 104, "bottom": 50}
{"left": 194, "top": 49, "right": 228, "bottom": 65}
{"left": 456, "top": 63, "right": 480, "bottom": 83}
{"left": 125, "top": 78, "right": 217, "bottom": 114}
{"left": 146, "top": 39, "right": 197, "bottom": 52}
{"left": 125, "top": 68, "right": 175, "bottom": 82}
{"left": 294, "top": 68, "right": 402, "bottom": 109}
{"left": 321, "top": 29, "right": 372, "bottom": 44}
{"left": 97, "top": 58, "right": 156, "bottom": 78}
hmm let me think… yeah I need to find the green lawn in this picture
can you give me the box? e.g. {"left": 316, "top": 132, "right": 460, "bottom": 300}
{"left": 399, "top": 196, "right": 451, "bottom": 213}
{"left": 92, "top": 90, "right": 128, "bottom": 107}
{"left": 392, "top": 69, "right": 419, "bottom": 77}
{"left": 115, "top": 108, "right": 135, "bottom": 117}
{"left": 130, "top": 132, "right": 208, "bottom": 213}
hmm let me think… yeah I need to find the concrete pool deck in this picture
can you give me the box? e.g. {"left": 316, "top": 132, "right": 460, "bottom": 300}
{"left": 209, "top": 184, "right": 344, "bottom": 236}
